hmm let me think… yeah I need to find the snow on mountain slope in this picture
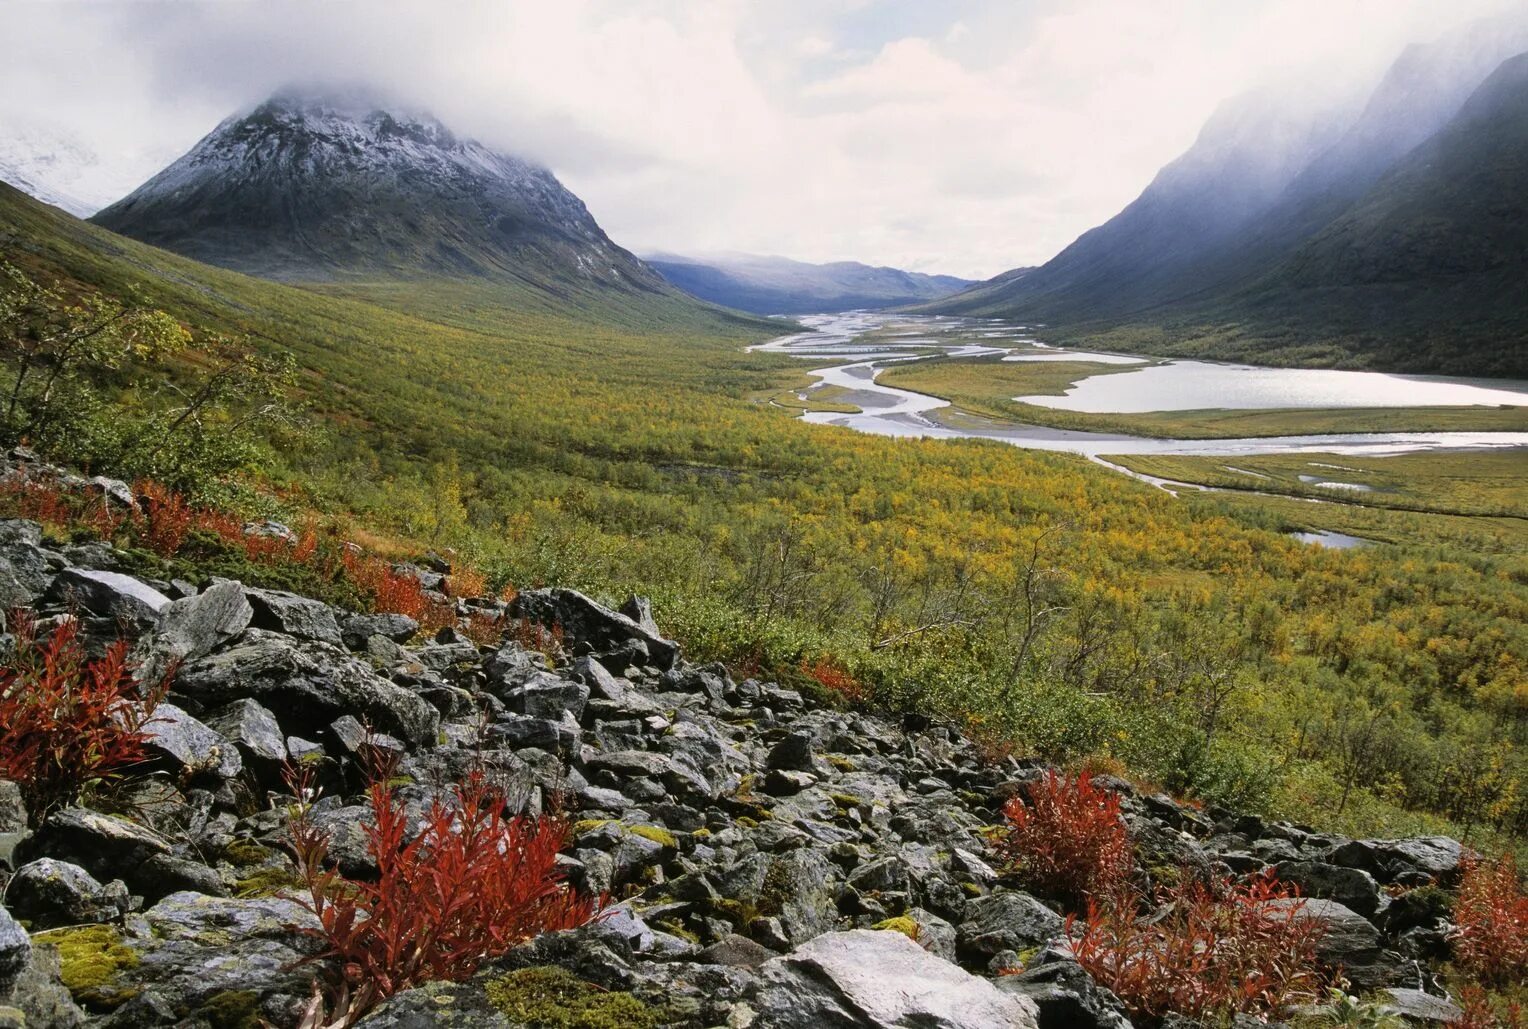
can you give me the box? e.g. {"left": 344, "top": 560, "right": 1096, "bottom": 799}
{"left": 91, "top": 85, "right": 667, "bottom": 291}
{"left": 0, "top": 118, "right": 145, "bottom": 218}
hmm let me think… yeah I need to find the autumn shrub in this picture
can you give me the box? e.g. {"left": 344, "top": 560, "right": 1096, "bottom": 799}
{"left": 286, "top": 767, "right": 601, "bottom": 1024}
{"left": 1450, "top": 983, "right": 1525, "bottom": 1029}
{"left": 990, "top": 770, "right": 1133, "bottom": 907}
{"left": 446, "top": 565, "right": 487, "bottom": 599}
{"left": 1069, "top": 873, "right": 1327, "bottom": 1025}
{"left": 0, "top": 615, "right": 168, "bottom": 822}
{"left": 1451, "top": 854, "right": 1528, "bottom": 988}
{"left": 461, "top": 610, "right": 506, "bottom": 647}
{"left": 134, "top": 479, "right": 193, "bottom": 556}
{"left": 505, "top": 616, "right": 565, "bottom": 664}
{"left": 800, "top": 655, "right": 866, "bottom": 705}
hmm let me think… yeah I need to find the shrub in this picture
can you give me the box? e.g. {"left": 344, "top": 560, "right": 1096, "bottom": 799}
{"left": 286, "top": 766, "right": 602, "bottom": 1024}
{"left": 800, "top": 656, "right": 866, "bottom": 705}
{"left": 990, "top": 770, "right": 1133, "bottom": 907}
{"left": 134, "top": 479, "right": 193, "bottom": 556}
{"left": 1449, "top": 983, "right": 1525, "bottom": 1029}
{"left": 1068, "top": 873, "right": 1327, "bottom": 1026}
{"left": 1451, "top": 854, "right": 1528, "bottom": 989}
{"left": 0, "top": 615, "right": 168, "bottom": 822}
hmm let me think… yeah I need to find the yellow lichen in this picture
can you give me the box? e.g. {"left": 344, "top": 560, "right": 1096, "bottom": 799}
{"left": 32, "top": 924, "right": 141, "bottom": 1010}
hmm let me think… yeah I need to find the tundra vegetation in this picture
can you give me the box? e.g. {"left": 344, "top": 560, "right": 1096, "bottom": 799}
{"left": 0, "top": 180, "right": 1524, "bottom": 863}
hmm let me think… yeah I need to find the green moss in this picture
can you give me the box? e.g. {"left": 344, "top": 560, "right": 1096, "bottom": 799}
{"left": 571, "top": 819, "right": 612, "bottom": 837}
{"left": 829, "top": 793, "right": 864, "bottom": 809}
{"left": 872, "top": 916, "right": 920, "bottom": 940}
{"left": 758, "top": 858, "right": 802, "bottom": 917}
{"left": 234, "top": 866, "right": 302, "bottom": 898}
{"left": 197, "top": 990, "right": 261, "bottom": 1029}
{"left": 690, "top": 827, "right": 712, "bottom": 840}
{"left": 961, "top": 882, "right": 984, "bottom": 897}
{"left": 629, "top": 825, "right": 677, "bottom": 849}
{"left": 484, "top": 967, "right": 659, "bottom": 1028}
{"left": 653, "top": 919, "right": 701, "bottom": 944}
{"left": 222, "top": 840, "right": 272, "bottom": 868}
{"left": 827, "top": 756, "right": 856, "bottom": 771}
{"left": 33, "top": 925, "right": 141, "bottom": 1011}
{"left": 736, "top": 816, "right": 758, "bottom": 830}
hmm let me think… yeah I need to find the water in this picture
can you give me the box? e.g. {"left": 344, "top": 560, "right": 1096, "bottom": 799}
{"left": 1290, "top": 530, "right": 1371, "bottom": 550}
{"left": 750, "top": 313, "right": 1528, "bottom": 465}
{"left": 1022, "top": 359, "right": 1528, "bottom": 412}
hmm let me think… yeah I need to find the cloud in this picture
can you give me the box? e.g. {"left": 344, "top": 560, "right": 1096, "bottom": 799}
{"left": 1, "top": 0, "right": 1523, "bottom": 278}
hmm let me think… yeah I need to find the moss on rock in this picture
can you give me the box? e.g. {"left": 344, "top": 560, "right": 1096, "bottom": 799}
{"left": 32, "top": 924, "right": 140, "bottom": 1011}
{"left": 196, "top": 989, "right": 262, "bottom": 1029}
{"left": 872, "top": 916, "right": 921, "bottom": 940}
{"left": 485, "top": 967, "right": 659, "bottom": 1028}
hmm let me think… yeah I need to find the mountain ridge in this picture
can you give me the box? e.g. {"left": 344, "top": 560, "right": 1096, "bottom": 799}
{"left": 90, "top": 85, "right": 670, "bottom": 297}
{"left": 646, "top": 251, "right": 973, "bottom": 314}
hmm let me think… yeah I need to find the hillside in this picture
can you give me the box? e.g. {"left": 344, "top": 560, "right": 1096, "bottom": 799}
{"left": 90, "top": 85, "right": 669, "bottom": 295}
{"left": 647, "top": 251, "right": 971, "bottom": 314}
{"left": 926, "top": 25, "right": 1528, "bottom": 376}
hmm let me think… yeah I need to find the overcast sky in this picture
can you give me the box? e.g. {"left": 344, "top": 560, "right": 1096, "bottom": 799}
{"left": 1, "top": 0, "right": 1523, "bottom": 278}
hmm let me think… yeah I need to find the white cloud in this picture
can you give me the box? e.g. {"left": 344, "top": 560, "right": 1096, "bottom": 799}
{"left": 0, "top": 0, "right": 1522, "bottom": 278}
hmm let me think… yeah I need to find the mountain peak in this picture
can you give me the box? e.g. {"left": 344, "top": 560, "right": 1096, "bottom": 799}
{"left": 89, "top": 89, "right": 666, "bottom": 293}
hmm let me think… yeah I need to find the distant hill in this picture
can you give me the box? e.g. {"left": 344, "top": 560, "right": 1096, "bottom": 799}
{"left": 925, "top": 21, "right": 1528, "bottom": 376}
{"left": 646, "top": 252, "right": 972, "bottom": 314}
{"left": 90, "top": 85, "right": 670, "bottom": 296}
{"left": 0, "top": 117, "right": 149, "bottom": 218}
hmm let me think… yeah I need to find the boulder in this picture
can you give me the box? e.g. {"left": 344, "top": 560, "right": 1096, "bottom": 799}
{"left": 16, "top": 807, "right": 170, "bottom": 891}
{"left": 143, "top": 702, "right": 243, "bottom": 781}
{"left": 958, "top": 890, "right": 1065, "bottom": 961}
{"left": 1380, "top": 988, "right": 1463, "bottom": 1024}
{"left": 171, "top": 629, "right": 439, "bottom": 746}
{"left": 513, "top": 588, "right": 679, "bottom": 669}
{"left": 1326, "top": 838, "right": 1463, "bottom": 883}
{"left": 1269, "top": 898, "right": 1404, "bottom": 991}
{"left": 1273, "top": 860, "right": 1384, "bottom": 918}
{"left": 204, "top": 698, "right": 288, "bottom": 768}
{"left": 341, "top": 612, "right": 420, "bottom": 650}
{"left": 502, "top": 671, "right": 590, "bottom": 722}
{"left": 0, "top": 781, "right": 25, "bottom": 834}
{"left": 4, "top": 859, "right": 131, "bottom": 928}
{"left": 995, "top": 946, "right": 1132, "bottom": 1029}
{"left": 0, "top": 908, "right": 28, "bottom": 995}
{"left": 133, "top": 580, "right": 252, "bottom": 681}
{"left": 41, "top": 568, "right": 170, "bottom": 629}
{"left": 756, "top": 928, "right": 1040, "bottom": 1028}
{"left": 245, "top": 587, "right": 343, "bottom": 646}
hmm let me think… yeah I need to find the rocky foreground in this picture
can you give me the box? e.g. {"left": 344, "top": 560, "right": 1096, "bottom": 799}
{"left": 0, "top": 513, "right": 1475, "bottom": 1028}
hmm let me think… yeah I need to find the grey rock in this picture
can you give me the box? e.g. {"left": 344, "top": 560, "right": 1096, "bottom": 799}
{"left": 1380, "top": 988, "right": 1463, "bottom": 1024}
{"left": 134, "top": 580, "right": 252, "bottom": 681}
{"left": 699, "top": 933, "right": 776, "bottom": 970}
{"left": 0, "top": 782, "right": 24, "bottom": 834}
{"left": 138, "top": 852, "right": 228, "bottom": 904}
{"left": 204, "top": 697, "right": 288, "bottom": 766}
{"left": 756, "top": 928, "right": 1040, "bottom": 1028}
{"left": 4, "top": 859, "right": 130, "bottom": 928}
{"left": 341, "top": 612, "right": 420, "bottom": 649}
{"left": 245, "top": 587, "right": 344, "bottom": 646}
{"left": 144, "top": 702, "right": 243, "bottom": 780}
{"left": 172, "top": 629, "right": 440, "bottom": 745}
{"left": 996, "top": 949, "right": 1132, "bottom": 1029}
{"left": 959, "top": 890, "right": 1065, "bottom": 960}
{"left": 16, "top": 807, "right": 170, "bottom": 890}
{"left": 766, "top": 731, "right": 817, "bottom": 772}
{"left": 1269, "top": 898, "right": 1403, "bottom": 991}
{"left": 1274, "top": 860, "right": 1384, "bottom": 918}
{"left": 0, "top": 908, "right": 28, "bottom": 995}
{"left": 513, "top": 588, "right": 679, "bottom": 669}
{"left": 42, "top": 568, "right": 170, "bottom": 628}
{"left": 0, "top": 943, "right": 84, "bottom": 1027}
{"left": 1327, "top": 837, "right": 1463, "bottom": 883}
{"left": 503, "top": 670, "right": 590, "bottom": 721}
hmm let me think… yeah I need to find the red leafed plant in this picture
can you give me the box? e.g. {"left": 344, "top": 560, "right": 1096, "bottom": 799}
{"left": 801, "top": 656, "right": 867, "bottom": 705}
{"left": 1450, "top": 854, "right": 1528, "bottom": 989}
{"left": 991, "top": 770, "right": 1133, "bottom": 907}
{"left": 0, "top": 614, "right": 168, "bottom": 822}
{"left": 134, "top": 479, "right": 194, "bottom": 556}
{"left": 1449, "top": 983, "right": 1525, "bottom": 1029}
{"left": 286, "top": 765, "right": 603, "bottom": 1024}
{"left": 1068, "top": 873, "right": 1328, "bottom": 1026}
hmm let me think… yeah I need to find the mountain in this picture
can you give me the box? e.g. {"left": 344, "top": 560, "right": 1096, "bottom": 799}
{"left": 645, "top": 251, "right": 973, "bottom": 314}
{"left": 923, "top": 77, "right": 1366, "bottom": 321}
{"left": 927, "top": 21, "right": 1528, "bottom": 375}
{"left": 91, "top": 85, "right": 668, "bottom": 294}
{"left": 0, "top": 118, "right": 145, "bottom": 217}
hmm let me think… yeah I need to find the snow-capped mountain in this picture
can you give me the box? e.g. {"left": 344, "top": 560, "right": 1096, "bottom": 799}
{"left": 91, "top": 85, "right": 667, "bottom": 291}
{"left": 0, "top": 119, "right": 144, "bottom": 218}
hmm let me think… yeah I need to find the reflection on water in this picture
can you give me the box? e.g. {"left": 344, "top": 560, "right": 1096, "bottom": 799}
{"left": 1290, "top": 530, "right": 1371, "bottom": 550}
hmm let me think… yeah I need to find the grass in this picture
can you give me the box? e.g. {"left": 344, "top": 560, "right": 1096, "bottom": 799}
{"left": 1107, "top": 450, "right": 1528, "bottom": 521}
{"left": 880, "top": 354, "right": 1528, "bottom": 439}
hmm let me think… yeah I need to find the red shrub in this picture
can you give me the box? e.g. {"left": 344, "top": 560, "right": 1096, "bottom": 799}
{"left": 1450, "top": 984, "right": 1525, "bottom": 1029}
{"left": 0, "top": 615, "right": 168, "bottom": 822}
{"left": 1451, "top": 854, "right": 1528, "bottom": 988}
{"left": 287, "top": 768, "right": 602, "bottom": 1022}
{"left": 801, "top": 656, "right": 867, "bottom": 705}
{"left": 446, "top": 566, "right": 487, "bottom": 600}
{"left": 461, "top": 610, "right": 506, "bottom": 647}
{"left": 506, "top": 616, "right": 565, "bottom": 663}
{"left": 991, "top": 770, "right": 1133, "bottom": 906}
{"left": 0, "top": 477, "right": 75, "bottom": 528}
{"left": 1069, "top": 873, "right": 1327, "bottom": 1025}
{"left": 134, "top": 479, "right": 193, "bottom": 556}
